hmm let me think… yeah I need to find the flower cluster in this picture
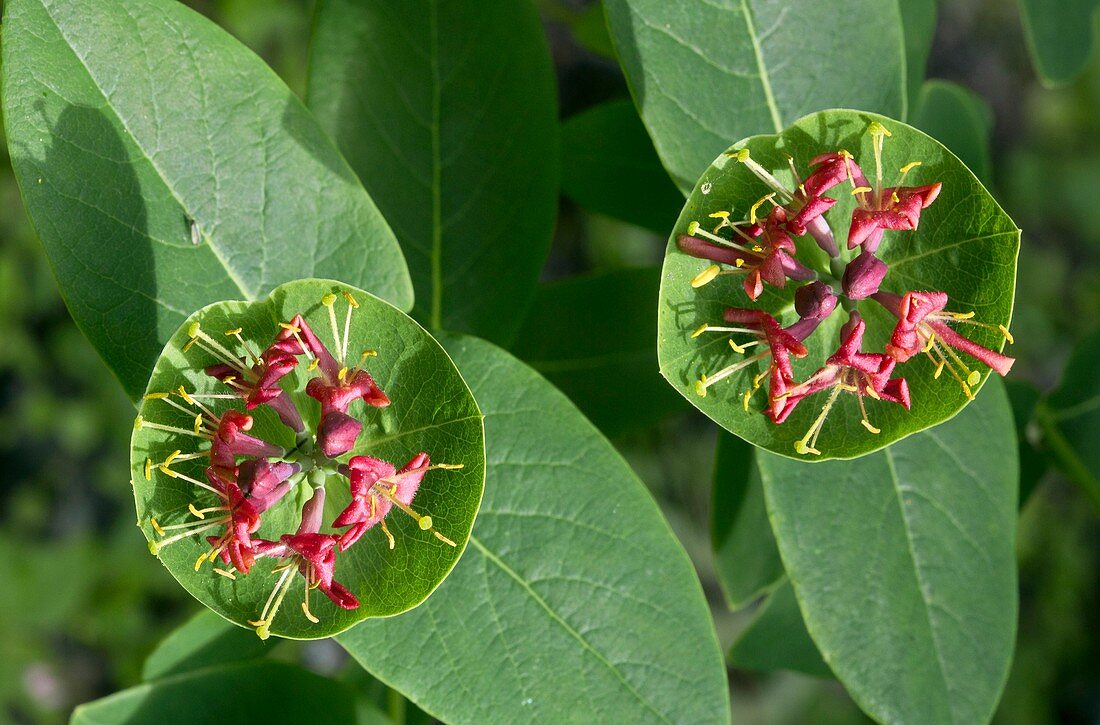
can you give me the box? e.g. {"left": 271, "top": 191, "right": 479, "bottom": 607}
{"left": 680, "top": 122, "right": 1014, "bottom": 455}
{"left": 137, "top": 291, "right": 461, "bottom": 638}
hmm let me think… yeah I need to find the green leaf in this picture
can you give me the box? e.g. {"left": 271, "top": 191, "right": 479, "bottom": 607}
{"left": 512, "top": 267, "right": 688, "bottom": 435}
{"left": 1037, "top": 327, "right": 1100, "bottom": 510}
{"left": 912, "top": 80, "right": 994, "bottom": 186}
{"left": 337, "top": 334, "right": 730, "bottom": 724}
{"left": 142, "top": 609, "right": 269, "bottom": 681}
{"left": 306, "top": 0, "right": 559, "bottom": 346}
{"left": 658, "top": 109, "right": 1019, "bottom": 460}
{"left": 757, "top": 376, "right": 1018, "bottom": 725}
{"left": 131, "top": 279, "right": 485, "bottom": 639}
{"left": 728, "top": 579, "right": 831, "bottom": 679}
{"left": 572, "top": 1, "right": 617, "bottom": 60}
{"left": 1019, "top": 0, "right": 1100, "bottom": 87}
{"left": 901, "top": 0, "right": 938, "bottom": 112}
{"left": 72, "top": 661, "right": 358, "bottom": 725}
{"left": 602, "top": 0, "right": 907, "bottom": 191}
{"left": 711, "top": 433, "right": 783, "bottom": 609}
{"left": 1, "top": 0, "right": 412, "bottom": 402}
{"left": 561, "top": 99, "right": 684, "bottom": 233}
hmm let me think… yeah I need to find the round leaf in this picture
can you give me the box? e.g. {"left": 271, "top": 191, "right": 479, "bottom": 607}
{"left": 658, "top": 109, "right": 1019, "bottom": 460}
{"left": 130, "top": 279, "right": 485, "bottom": 639}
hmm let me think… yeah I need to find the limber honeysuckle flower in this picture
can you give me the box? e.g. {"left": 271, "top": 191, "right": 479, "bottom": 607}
{"left": 677, "top": 120, "right": 1014, "bottom": 456}
{"left": 678, "top": 204, "right": 815, "bottom": 301}
{"left": 873, "top": 290, "right": 1015, "bottom": 398}
{"left": 138, "top": 287, "right": 464, "bottom": 636}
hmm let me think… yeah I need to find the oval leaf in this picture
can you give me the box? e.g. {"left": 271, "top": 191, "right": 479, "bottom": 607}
{"left": 2, "top": 0, "right": 413, "bottom": 401}
{"left": 603, "top": 0, "right": 907, "bottom": 191}
{"left": 73, "top": 661, "right": 357, "bottom": 725}
{"left": 560, "top": 99, "right": 684, "bottom": 233}
{"left": 912, "top": 80, "right": 994, "bottom": 186}
{"left": 1019, "top": 0, "right": 1100, "bottom": 87}
{"left": 711, "top": 433, "right": 784, "bottom": 609}
{"left": 337, "top": 334, "right": 730, "bottom": 724}
{"left": 130, "top": 279, "right": 485, "bottom": 639}
{"left": 307, "top": 0, "right": 559, "bottom": 345}
{"left": 901, "top": 0, "right": 938, "bottom": 111}
{"left": 758, "top": 376, "right": 1018, "bottom": 724}
{"left": 142, "top": 609, "right": 270, "bottom": 681}
{"left": 658, "top": 109, "right": 1019, "bottom": 460}
{"left": 512, "top": 267, "right": 688, "bottom": 435}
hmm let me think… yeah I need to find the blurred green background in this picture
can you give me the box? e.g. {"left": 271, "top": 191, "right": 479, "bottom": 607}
{"left": 1, "top": 0, "right": 1098, "bottom": 722}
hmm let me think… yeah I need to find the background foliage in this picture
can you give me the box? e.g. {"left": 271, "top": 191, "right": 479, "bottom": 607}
{"left": 1, "top": 0, "right": 1099, "bottom": 723}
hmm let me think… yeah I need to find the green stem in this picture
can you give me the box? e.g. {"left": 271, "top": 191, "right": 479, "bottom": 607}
{"left": 386, "top": 686, "right": 407, "bottom": 724}
{"left": 1035, "top": 401, "right": 1100, "bottom": 514}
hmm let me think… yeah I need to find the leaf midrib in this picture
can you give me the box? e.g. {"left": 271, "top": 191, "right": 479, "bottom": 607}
{"left": 740, "top": 0, "right": 783, "bottom": 133}
{"left": 38, "top": 0, "right": 255, "bottom": 301}
{"left": 467, "top": 535, "right": 673, "bottom": 724}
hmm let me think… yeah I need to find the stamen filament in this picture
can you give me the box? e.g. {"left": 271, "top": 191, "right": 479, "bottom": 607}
{"left": 323, "top": 294, "right": 343, "bottom": 364}
{"left": 134, "top": 417, "right": 212, "bottom": 440}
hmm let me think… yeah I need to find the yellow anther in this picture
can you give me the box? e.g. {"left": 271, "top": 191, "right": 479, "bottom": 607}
{"left": 966, "top": 371, "right": 981, "bottom": 387}
{"left": 134, "top": 416, "right": 144, "bottom": 430}
{"left": 794, "top": 439, "right": 820, "bottom": 456}
{"left": 694, "top": 379, "right": 708, "bottom": 398}
{"left": 214, "top": 568, "right": 236, "bottom": 580}
{"left": 148, "top": 541, "right": 160, "bottom": 555}
{"left": 691, "top": 324, "right": 709, "bottom": 339}
{"left": 418, "top": 515, "right": 433, "bottom": 531}
{"left": 361, "top": 350, "right": 378, "bottom": 360}
{"left": 278, "top": 322, "right": 301, "bottom": 332}
{"left": 338, "top": 366, "right": 349, "bottom": 381}
{"left": 255, "top": 623, "right": 271, "bottom": 641}
{"left": 187, "top": 322, "right": 201, "bottom": 339}
{"left": 752, "top": 245, "right": 763, "bottom": 253}
{"left": 434, "top": 531, "right": 457, "bottom": 546}
{"left": 164, "top": 450, "right": 182, "bottom": 466}
{"left": 952, "top": 311, "right": 976, "bottom": 320}
{"left": 176, "top": 386, "right": 196, "bottom": 406}
{"left": 890, "top": 191, "right": 900, "bottom": 204}
{"left": 307, "top": 358, "right": 320, "bottom": 371}
{"left": 686, "top": 221, "right": 700, "bottom": 235}
{"left": 998, "top": 325, "right": 1014, "bottom": 344}
{"left": 733, "top": 148, "right": 751, "bottom": 162}
{"left": 189, "top": 503, "right": 206, "bottom": 520}
{"left": 708, "top": 211, "right": 730, "bottom": 219}
{"left": 851, "top": 186, "right": 872, "bottom": 196}
{"left": 150, "top": 518, "right": 165, "bottom": 536}
{"left": 749, "top": 193, "right": 775, "bottom": 224}
{"left": 321, "top": 293, "right": 337, "bottom": 307}
{"left": 868, "top": 121, "right": 892, "bottom": 137}
{"left": 934, "top": 360, "right": 946, "bottom": 379}
{"left": 224, "top": 327, "right": 243, "bottom": 336}
{"left": 742, "top": 389, "right": 753, "bottom": 411}
{"left": 342, "top": 291, "right": 359, "bottom": 308}
{"left": 729, "top": 339, "right": 747, "bottom": 354}
{"left": 144, "top": 392, "right": 169, "bottom": 400}
{"left": 380, "top": 519, "right": 396, "bottom": 550}
{"left": 899, "top": 161, "right": 922, "bottom": 173}
{"left": 435, "top": 463, "right": 464, "bottom": 470}
{"left": 302, "top": 602, "right": 320, "bottom": 623}
{"left": 735, "top": 259, "right": 745, "bottom": 268}
{"left": 194, "top": 552, "right": 208, "bottom": 571}
{"left": 144, "top": 459, "right": 152, "bottom": 481}
{"left": 159, "top": 464, "right": 179, "bottom": 479}
{"left": 865, "top": 385, "right": 881, "bottom": 400}
{"left": 691, "top": 265, "right": 721, "bottom": 288}
{"left": 182, "top": 338, "right": 197, "bottom": 353}
{"left": 861, "top": 420, "right": 881, "bottom": 434}
{"left": 838, "top": 149, "right": 854, "bottom": 159}
{"left": 923, "top": 333, "right": 937, "bottom": 353}
{"left": 194, "top": 415, "right": 203, "bottom": 435}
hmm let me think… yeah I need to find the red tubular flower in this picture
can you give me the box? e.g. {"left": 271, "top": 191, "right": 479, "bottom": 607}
{"left": 841, "top": 249, "right": 889, "bottom": 300}
{"left": 873, "top": 290, "right": 1015, "bottom": 398}
{"left": 691, "top": 308, "right": 809, "bottom": 423}
{"left": 334, "top": 453, "right": 455, "bottom": 551}
{"left": 679, "top": 205, "right": 815, "bottom": 301}
{"left": 209, "top": 409, "right": 284, "bottom": 470}
{"left": 845, "top": 123, "right": 941, "bottom": 251}
{"left": 249, "top": 486, "right": 359, "bottom": 639}
{"left": 779, "top": 315, "right": 910, "bottom": 455}
{"left": 237, "top": 459, "right": 300, "bottom": 513}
